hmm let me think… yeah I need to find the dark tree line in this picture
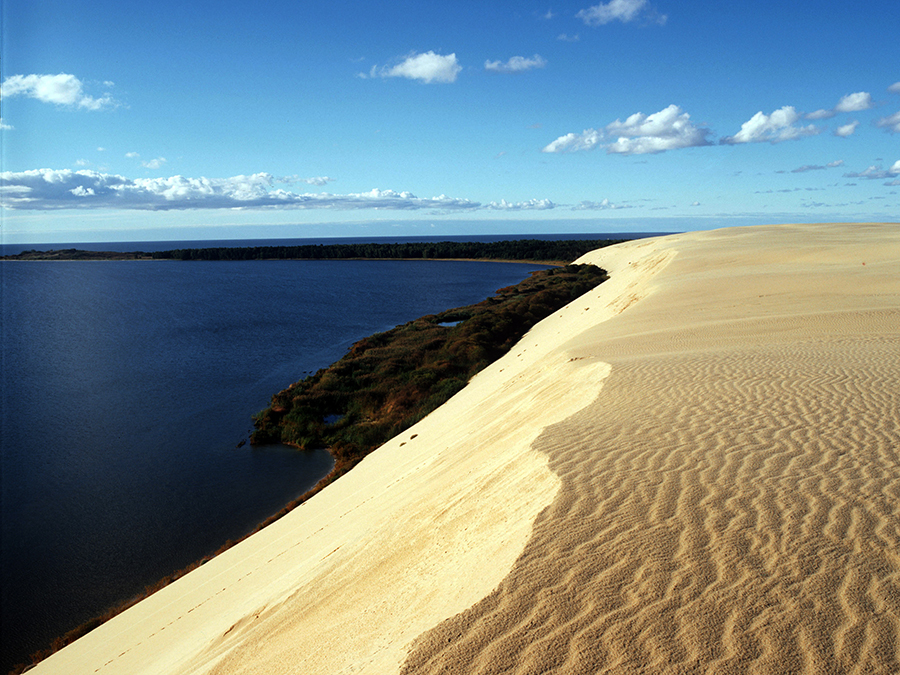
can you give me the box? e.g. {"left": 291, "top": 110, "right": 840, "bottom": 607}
{"left": 149, "top": 239, "right": 626, "bottom": 262}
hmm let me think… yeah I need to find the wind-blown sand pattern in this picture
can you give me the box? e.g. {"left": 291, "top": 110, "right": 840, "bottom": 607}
{"left": 31, "top": 223, "right": 899, "bottom": 674}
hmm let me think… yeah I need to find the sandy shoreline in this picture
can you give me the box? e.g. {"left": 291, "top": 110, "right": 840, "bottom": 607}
{"left": 31, "top": 223, "right": 899, "bottom": 674}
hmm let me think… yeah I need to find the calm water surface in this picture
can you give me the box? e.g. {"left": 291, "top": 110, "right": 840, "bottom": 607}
{"left": 0, "top": 258, "right": 551, "bottom": 670}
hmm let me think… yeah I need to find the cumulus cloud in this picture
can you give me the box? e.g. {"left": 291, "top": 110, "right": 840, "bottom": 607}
{"left": 141, "top": 157, "right": 167, "bottom": 169}
{"left": 1, "top": 118, "right": 13, "bottom": 130}
{"left": 576, "top": 0, "right": 666, "bottom": 25}
{"left": 277, "top": 175, "right": 335, "bottom": 186}
{"left": 572, "top": 198, "right": 631, "bottom": 210}
{"left": 485, "top": 55, "right": 546, "bottom": 73}
{"left": 0, "top": 73, "right": 117, "bottom": 110}
{"left": 486, "top": 198, "right": 556, "bottom": 210}
{"left": 721, "top": 106, "right": 821, "bottom": 144}
{"left": 369, "top": 51, "right": 462, "bottom": 83}
{"left": 842, "top": 162, "right": 900, "bottom": 180}
{"left": 807, "top": 91, "right": 874, "bottom": 120}
{"left": 835, "top": 91, "right": 874, "bottom": 113}
{"left": 544, "top": 105, "right": 712, "bottom": 155}
{"left": 889, "top": 82, "right": 900, "bottom": 94}
{"left": 0, "top": 169, "right": 484, "bottom": 211}
{"left": 834, "top": 121, "right": 859, "bottom": 137}
{"left": 875, "top": 110, "right": 900, "bottom": 133}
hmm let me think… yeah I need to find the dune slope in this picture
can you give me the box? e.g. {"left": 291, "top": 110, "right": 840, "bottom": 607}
{"left": 403, "top": 223, "right": 900, "bottom": 674}
{"left": 33, "top": 223, "right": 899, "bottom": 675}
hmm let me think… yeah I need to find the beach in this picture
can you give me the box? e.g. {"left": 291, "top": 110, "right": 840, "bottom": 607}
{"left": 30, "top": 223, "right": 899, "bottom": 674}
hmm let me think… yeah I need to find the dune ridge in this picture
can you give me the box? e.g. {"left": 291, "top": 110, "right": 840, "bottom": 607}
{"left": 402, "top": 223, "right": 900, "bottom": 674}
{"left": 30, "top": 223, "right": 899, "bottom": 674}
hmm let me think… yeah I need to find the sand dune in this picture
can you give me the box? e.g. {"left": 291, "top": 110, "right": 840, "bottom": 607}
{"left": 32, "top": 223, "right": 899, "bottom": 674}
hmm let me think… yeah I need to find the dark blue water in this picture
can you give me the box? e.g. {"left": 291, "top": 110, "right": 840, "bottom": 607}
{"left": 0, "top": 257, "right": 555, "bottom": 671}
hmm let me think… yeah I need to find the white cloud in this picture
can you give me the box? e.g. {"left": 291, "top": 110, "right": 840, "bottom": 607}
{"left": 126, "top": 152, "right": 140, "bottom": 158}
{"left": 374, "top": 51, "right": 462, "bottom": 84}
{"left": 875, "top": 110, "right": 900, "bottom": 133}
{"left": 486, "top": 198, "right": 555, "bottom": 210}
{"left": 0, "top": 169, "right": 484, "bottom": 212}
{"left": 543, "top": 130, "right": 602, "bottom": 153}
{"left": 722, "top": 106, "right": 821, "bottom": 144}
{"left": 277, "top": 175, "right": 335, "bottom": 186}
{"left": 141, "top": 157, "right": 167, "bottom": 169}
{"left": 889, "top": 82, "right": 900, "bottom": 94}
{"left": 0, "top": 73, "right": 117, "bottom": 110}
{"left": 577, "top": 0, "right": 666, "bottom": 26}
{"left": 557, "top": 33, "right": 580, "bottom": 42}
{"left": 485, "top": 55, "right": 546, "bottom": 73}
{"left": 834, "top": 91, "right": 874, "bottom": 113}
{"left": 544, "top": 104, "right": 712, "bottom": 155}
{"left": 842, "top": 162, "right": 900, "bottom": 180}
{"left": 834, "top": 121, "right": 859, "bottom": 137}
{"left": 806, "top": 91, "right": 874, "bottom": 120}
{"left": 1, "top": 118, "right": 13, "bottom": 130}
{"left": 572, "top": 198, "right": 630, "bottom": 210}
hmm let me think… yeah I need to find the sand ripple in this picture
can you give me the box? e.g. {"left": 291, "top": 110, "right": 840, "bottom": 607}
{"left": 403, "top": 328, "right": 900, "bottom": 674}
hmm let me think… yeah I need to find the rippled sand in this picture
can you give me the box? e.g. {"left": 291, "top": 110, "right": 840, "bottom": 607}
{"left": 403, "top": 224, "right": 900, "bottom": 674}
{"left": 33, "top": 223, "right": 899, "bottom": 674}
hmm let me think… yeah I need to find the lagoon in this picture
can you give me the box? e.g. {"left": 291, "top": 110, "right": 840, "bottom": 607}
{"left": 0, "top": 255, "right": 555, "bottom": 671}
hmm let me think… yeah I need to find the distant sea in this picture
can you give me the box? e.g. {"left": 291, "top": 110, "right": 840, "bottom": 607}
{"left": 0, "top": 233, "right": 663, "bottom": 670}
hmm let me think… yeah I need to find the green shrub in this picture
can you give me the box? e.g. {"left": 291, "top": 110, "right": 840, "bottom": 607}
{"left": 251, "top": 264, "right": 608, "bottom": 471}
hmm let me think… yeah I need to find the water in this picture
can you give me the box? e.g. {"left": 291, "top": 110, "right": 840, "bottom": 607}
{"left": 0, "top": 257, "right": 555, "bottom": 671}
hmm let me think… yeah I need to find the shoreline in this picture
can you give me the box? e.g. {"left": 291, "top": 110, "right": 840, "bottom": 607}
{"left": 9, "top": 261, "right": 603, "bottom": 673}
{"left": 25, "top": 223, "right": 900, "bottom": 675}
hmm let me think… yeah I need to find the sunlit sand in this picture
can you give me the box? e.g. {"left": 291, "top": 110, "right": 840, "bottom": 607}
{"left": 32, "top": 223, "right": 900, "bottom": 674}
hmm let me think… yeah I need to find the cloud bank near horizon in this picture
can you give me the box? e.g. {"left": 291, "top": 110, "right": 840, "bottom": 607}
{"left": 0, "top": 169, "right": 564, "bottom": 212}
{"left": 0, "top": 170, "right": 476, "bottom": 211}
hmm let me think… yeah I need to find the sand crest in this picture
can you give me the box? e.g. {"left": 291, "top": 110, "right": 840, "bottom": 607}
{"left": 32, "top": 223, "right": 900, "bottom": 674}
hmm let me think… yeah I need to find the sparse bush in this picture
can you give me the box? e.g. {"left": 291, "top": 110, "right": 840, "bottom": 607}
{"left": 251, "top": 264, "right": 608, "bottom": 470}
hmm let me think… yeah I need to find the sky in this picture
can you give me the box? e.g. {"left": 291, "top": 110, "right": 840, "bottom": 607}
{"left": 1, "top": 0, "right": 897, "bottom": 244}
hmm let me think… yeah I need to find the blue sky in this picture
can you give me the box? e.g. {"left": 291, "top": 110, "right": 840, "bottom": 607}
{"left": 1, "top": 0, "right": 897, "bottom": 244}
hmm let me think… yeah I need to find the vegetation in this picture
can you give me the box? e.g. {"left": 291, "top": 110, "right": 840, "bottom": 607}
{"left": 2, "top": 248, "right": 153, "bottom": 261}
{"left": 148, "top": 239, "right": 623, "bottom": 262}
{"left": 2, "top": 239, "right": 625, "bottom": 263}
{"left": 251, "top": 264, "right": 608, "bottom": 479}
